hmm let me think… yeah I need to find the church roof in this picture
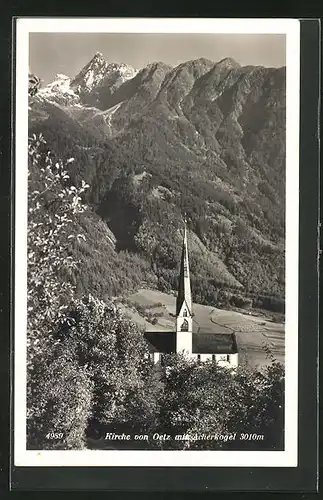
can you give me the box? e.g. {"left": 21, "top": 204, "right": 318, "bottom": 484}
{"left": 192, "top": 332, "right": 238, "bottom": 354}
{"left": 144, "top": 331, "right": 176, "bottom": 353}
{"left": 144, "top": 331, "right": 238, "bottom": 355}
{"left": 176, "top": 220, "right": 192, "bottom": 316}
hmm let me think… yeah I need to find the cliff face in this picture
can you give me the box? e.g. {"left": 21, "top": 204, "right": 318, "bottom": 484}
{"left": 29, "top": 53, "right": 286, "bottom": 307}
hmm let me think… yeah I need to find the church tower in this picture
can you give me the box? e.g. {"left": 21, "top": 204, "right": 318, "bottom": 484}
{"left": 176, "top": 218, "right": 193, "bottom": 354}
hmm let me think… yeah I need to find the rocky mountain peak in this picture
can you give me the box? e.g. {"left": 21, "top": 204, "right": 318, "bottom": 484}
{"left": 36, "top": 72, "right": 80, "bottom": 105}
{"left": 55, "top": 73, "right": 70, "bottom": 80}
{"left": 42, "top": 73, "right": 71, "bottom": 91}
{"left": 215, "top": 57, "right": 241, "bottom": 70}
{"left": 191, "top": 57, "right": 216, "bottom": 67}
{"left": 71, "top": 52, "right": 109, "bottom": 92}
{"left": 94, "top": 51, "right": 105, "bottom": 59}
{"left": 71, "top": 53, "right": 138, "bottom": 96}
{"left": 106, "top": 61, "right": 138, "bottom": 80}
{"left": 88, "top": 51, "right": 108, "bottom": 68}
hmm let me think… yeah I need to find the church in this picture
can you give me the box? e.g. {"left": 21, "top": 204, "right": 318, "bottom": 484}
{"left": 144, "top": 220, "right": 239, "bottom": 368}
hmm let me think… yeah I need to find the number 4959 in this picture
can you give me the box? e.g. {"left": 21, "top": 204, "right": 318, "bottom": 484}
{"left": 46, "top": 432, "right": 63, "bottom": 439}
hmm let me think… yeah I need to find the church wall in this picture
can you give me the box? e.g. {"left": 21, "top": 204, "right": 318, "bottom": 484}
{"left": 150, "top": 351, "right": 238, "bottom": 368}
{"left": 229, "top": 353, "right": 239, "bottom": 368}
{"left": 176, "top": 335, "right": 193, "bottom": 354}
{"left": 195, "top": 353, "right": 239, "bottom": 368}
{"left": 201, "top": 353, "right": 212, "bottom": 362}
{"left": 176, "top": 316, "right": 193, "bottom": 333}
{"left": 153, "top": 352, "right": 160, "bottom": 364}
{"left": 215, "top": 353, "right": 238, "bottom": 368}
{"left": 176, "top": 315, "right": 193, "bottom": 354}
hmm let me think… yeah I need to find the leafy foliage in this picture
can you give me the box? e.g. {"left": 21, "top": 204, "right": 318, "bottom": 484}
{"left": 55, "top": 295, "right": 162, "bottom": 438}
{"left": 27, "top": 135, "right": 88, "bottom": 354}
{"left": 27, "top": 134, "right": 93, "bottom": 448}
{"left": 157, "top": 354, "right": 284, "bottom": 450}
{"left": 27, "top": 348, "right": 94, "bottom": 449}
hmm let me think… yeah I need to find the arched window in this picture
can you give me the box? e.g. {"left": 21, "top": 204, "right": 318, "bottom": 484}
{"left": 181, "top": 319, "right": 188, "bottom": 331}
{"left": 183, "top": 309, "right": 187, "bottom": 317}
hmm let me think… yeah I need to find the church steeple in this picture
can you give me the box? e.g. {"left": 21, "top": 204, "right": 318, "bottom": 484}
{"left": 176, "top": 217, "right": 193, "bottom": 354}
{"left": 176, "top": 217, "right": 192, "bottom": 315}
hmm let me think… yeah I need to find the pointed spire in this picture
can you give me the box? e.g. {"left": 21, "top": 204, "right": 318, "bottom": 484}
{"left": 176, "top": 217, "right": 192, "bottom": 316}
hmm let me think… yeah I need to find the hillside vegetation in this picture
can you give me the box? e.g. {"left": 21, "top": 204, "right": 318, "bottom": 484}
{"left": 29, "top": 54, "right": 286, "bottom": 313}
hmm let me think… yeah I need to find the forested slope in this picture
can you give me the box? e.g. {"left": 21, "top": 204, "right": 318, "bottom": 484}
{"left": 29, "top": 53, "right": 286, "bottom": 312}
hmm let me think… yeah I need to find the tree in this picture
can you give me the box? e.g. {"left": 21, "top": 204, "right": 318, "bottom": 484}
{"left": 157, "top": 354, "right": 284, "bottom": 451}
{"left": 27, "top": 350, "right": 94, "bottom": 449}
{"left": 56, "top": 295, "right": 162, "bottom": 440}
{"left": 27, "top": 134, "right": 89, "bottom": 360}
{"left": 27, "top": 134, "right": 92, "bottom": 449}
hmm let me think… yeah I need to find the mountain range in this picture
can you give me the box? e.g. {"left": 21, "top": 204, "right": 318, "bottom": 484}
{"left": 28, "top": 52, "right": 286, "bottom": 313}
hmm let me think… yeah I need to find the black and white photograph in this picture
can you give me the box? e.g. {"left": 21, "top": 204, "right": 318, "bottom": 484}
{"left": 14, "top": 18, "right": 300, "bottom": 468}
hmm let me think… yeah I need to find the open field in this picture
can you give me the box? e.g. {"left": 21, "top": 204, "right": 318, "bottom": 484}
{"left": 118, "top": 288, "right": 285, "bottom": 369}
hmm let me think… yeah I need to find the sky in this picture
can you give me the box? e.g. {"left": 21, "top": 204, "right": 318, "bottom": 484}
{"left": 29, "top": 33, "right": 286, "bottom": 84}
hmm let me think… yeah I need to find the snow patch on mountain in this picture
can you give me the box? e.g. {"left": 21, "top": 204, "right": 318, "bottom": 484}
{"left": 37, "top": 73, "right": 80, "bottom": 105}
{"left": 33, "top": 53, "right": 139, "bottom": 113}
{"left": 93, "top": 101, "right": 124, "bottom": 119}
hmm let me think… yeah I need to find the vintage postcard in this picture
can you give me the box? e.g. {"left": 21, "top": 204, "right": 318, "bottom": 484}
{"left": 14, "top": 17, "right": 300, "bottom": 468}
